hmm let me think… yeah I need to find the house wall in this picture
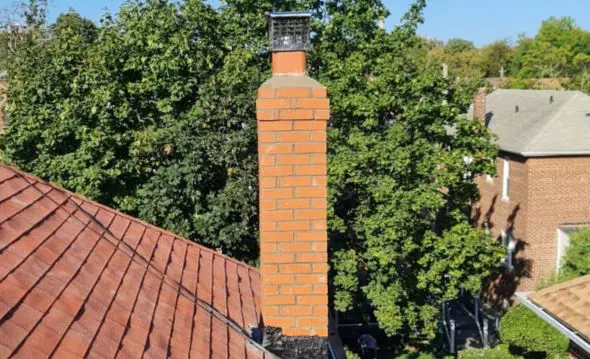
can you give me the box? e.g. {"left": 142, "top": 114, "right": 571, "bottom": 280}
{"left": 475, "top": 154, "right": 590, "bottom": 301}
{"left": 526, "top": 156, "right": 590, "bottom": 286}
{"left": 473, "top": 152, "right": 530, "bottom": 299}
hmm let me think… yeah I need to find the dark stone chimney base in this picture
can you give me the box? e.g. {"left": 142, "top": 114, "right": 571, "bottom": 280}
{"left": 262, "top": 327, "right": 329, "bottom": 358}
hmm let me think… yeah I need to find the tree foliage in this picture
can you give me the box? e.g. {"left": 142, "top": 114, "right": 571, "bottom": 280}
{"left": 2, "top": 0, "right": 502, "bottom": 339}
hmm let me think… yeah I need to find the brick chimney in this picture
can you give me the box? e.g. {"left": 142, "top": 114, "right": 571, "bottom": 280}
{"left": 473, "top": 88, "right": 487, "bottom": 125}
{"left": 256, "top": 12, "right": 329, "bottom": 338}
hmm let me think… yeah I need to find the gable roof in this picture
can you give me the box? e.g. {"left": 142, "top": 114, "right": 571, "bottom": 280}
{"left": 472, "top": 89, "right": 590, "bottom": 157}
{"left": 516, "top": 275, "right": 590, "bottom": 354}
{"left": 0, "top": 164, "right": 272, "bottom": 358}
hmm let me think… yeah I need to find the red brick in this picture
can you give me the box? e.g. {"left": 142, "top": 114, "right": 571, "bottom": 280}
{"left": 279, "top": 264, "right": 311, "bottom": 274}
{"left": 258, "top": 87, "right": 275, "bottom": 98}
{"left": 261, "top": 232, "right": 293, "bottom": 242}
{"left": 280, "top": 285, "right": 312, "bottom": 295}
{"left": 260, "top": 166, "right": 293, "bottom": 177}
{"left": 294, "top": 121, "right": 326, "bottom": 131}
{"left": 277, "top": 155, "right": 310, "bottom": 165}
{"left": 312, "top": 263, "right": 330, "bottom": 273}
{"left": 312, "top": 88, "right": 327, "bottom": 98}
{"left": 256, "top": 110, "right": 277, "bottom": 121}
{"left": 262, "top": 316, "right": 295, "bottom": 327}
{"left": 262, "top": 210, "right": 293, "bottom": 221}
{"left": 311, "top": 198, "right": 327, "bottom": 209}
{"left": 264, "top": 296, "right": 296, "bottom": 306}
{"left": 294, "top": 143, "right": 326, "bottom": 154}
{"left": 261, "top": 264, "right": 278, "bottom": 274}
{"left": 264, "top": 254, "right": 295, "bottom": 264}
{"left": 280, "top": 242, "right": 312, "bottom": 253}
{"left": 279, "top": 110, "right": 314, "bottom": 120}
{"left": 259, "top": 177, "right": 276, "bottom": 188}
{"left": 297, "top": 295, "right": 328, "bottom": 305}
{"left": 260, "top": 243, "right": 278, "bottom": 253}
{"left": 279, "top": 177, "right": 312, "bottom": 187}
{"left": 265, "top": 275, "right": 295, "bottom": 285}
{"left": 277, "top": 199, "right": 310, "bottom": 210}
{"left": 256, "top": 99, "right": 290, "bottom": 109}
{"left": 258, "top": 133, "right": 276, "bottom": 143}
{"left": 263, "top": 286, "right": 279, "bottom": 295}
{"left": 297, "top": 253, "right": 328, "bottom": 263}
{"left": 294, "top": 165, "right": 325, "bottom": 176}
{"left": 314, "top": 110, "right": 330, "bottom": 120}
{"left": 296, "top": 274, "right": 327, "bottom": 284}
{"left": 260, "top": 200, "right": 277, "bottom": 210}
{"left": 278, "top": 221, "right": 310, "bottom": 231}
{"left": 258, "top": 121, "right": 293, "bottom": 131}
{"left": 294, "top": 231, "right": 327, "bottom": 242}
{"left": 280, "top": 305, "right": 312, "bottom": 316}
{"left": 295, "top": 187, "right": 327, "bottom": 198}
{"left": 260, "top": 188, "right": 293, "bottom": 199}
{"left": 295, "top": 209, "right": 325, "bottom": 220}
{"left": 297, "top": 317, "right": 328, "bottom": 327}
{"left": 310, "top": 153, "right": 327, "bottom": 163}
{"left": 296, "top": 98, "right": 330, "bottom": 109}
{"left": 259, "top": 143, "right": 293, "bottom": 155}
{"left": 277, "top": 132, "right": 310, "bottom": 143}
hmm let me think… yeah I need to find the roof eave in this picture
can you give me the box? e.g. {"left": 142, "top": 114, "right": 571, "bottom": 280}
{"left": 500, "top": 147, "right": 590, "bottom": 158}
{"left": 516, "top": 292, "right": 590, "bottom": 354}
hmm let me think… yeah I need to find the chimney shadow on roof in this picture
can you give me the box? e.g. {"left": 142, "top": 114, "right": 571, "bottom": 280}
{"left": 485, "top": 112, "right": 494, "bottom": 128}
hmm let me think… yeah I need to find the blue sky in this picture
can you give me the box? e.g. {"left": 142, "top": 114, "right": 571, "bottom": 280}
{"left": 9, "top": 0, "right": 590, "bottom": 46}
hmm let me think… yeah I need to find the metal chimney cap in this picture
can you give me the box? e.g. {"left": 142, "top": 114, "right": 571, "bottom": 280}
{"left": 268, "top": 11, "right": 312, "bottom": 52}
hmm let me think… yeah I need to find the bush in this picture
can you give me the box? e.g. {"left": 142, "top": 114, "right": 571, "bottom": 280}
{"left": 499, "top": 305, "right": 569, "bottom": 358}
{"left": 459, "top": 344, "right": 522, "bottom": 358}
{"left": 561, "top": 229, "right": 590, "bottom": 278}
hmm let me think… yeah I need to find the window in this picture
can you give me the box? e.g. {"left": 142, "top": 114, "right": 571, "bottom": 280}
{"left": 500, "top": 230, "right": 516, "bottom": 271}
{"left": 502, "top": 158, "right": 510, "bottom": 200}
{"left": 556, "top": 227, "right": 587, "bottom": 270}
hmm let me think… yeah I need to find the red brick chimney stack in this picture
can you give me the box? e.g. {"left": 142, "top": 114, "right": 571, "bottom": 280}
{"left": 256, "top": 31, "right": 330, "bottom": 336}
{"left": 473, "top": 88, "right": 487, "bottom": 124}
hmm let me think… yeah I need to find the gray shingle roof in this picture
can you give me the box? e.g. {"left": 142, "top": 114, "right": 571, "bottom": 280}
{"left": 472, "top": 89, "right": 590, "bottom": 157}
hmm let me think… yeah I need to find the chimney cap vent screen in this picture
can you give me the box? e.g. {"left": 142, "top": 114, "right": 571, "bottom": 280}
{"left": 269, "top": 12, "right": 311, "bottom": 52}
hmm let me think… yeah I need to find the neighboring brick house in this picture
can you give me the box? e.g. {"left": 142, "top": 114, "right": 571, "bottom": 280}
{"left": 471, "top": 89, "right": 590, "bottom": 297}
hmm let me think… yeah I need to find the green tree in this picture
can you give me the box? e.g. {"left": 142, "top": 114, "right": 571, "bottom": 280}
{"left": 518, "top": 17, "right": 590, "bottom": 78}
{"left": 1, "top": 0, "right": 263, "bottom": 261}
{"left": 2, "top": 0, "right": 502, "bottom": 340}
{"left": 309, "top": 0, "right": 502, "bottom": 339}
{"left": 479, "top": 40, "right": 514, "bottom": 77}
{"left": 445, "top": 38, "right": 475, "bottom": 53}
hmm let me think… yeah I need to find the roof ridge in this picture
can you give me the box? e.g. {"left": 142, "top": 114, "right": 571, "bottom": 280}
{"left": 0, "top": 163, "right": 259, "bottom": 273}
{"left": 520, "top": 92, "right": 580, "bottom": 153}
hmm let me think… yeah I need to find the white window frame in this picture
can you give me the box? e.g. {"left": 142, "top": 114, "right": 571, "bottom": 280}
{"left": 500, "top": 230, "right": 516, "bottom": 271}
{"left": 502, "top": 158, "right": 510, "bottom": 201}
{"left": 556, "top": 226, "right": 588, "bottom": 270}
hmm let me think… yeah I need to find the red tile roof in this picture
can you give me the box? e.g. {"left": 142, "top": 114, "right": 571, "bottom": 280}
{"left": 0, "top": 164, "right": 272, "bottom": 358}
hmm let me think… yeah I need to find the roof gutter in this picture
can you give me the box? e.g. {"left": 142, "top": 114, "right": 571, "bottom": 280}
{"left": 501, "top": 148, "right": 590, "bottom": 158}
{"left": 516, "top": 292, "right": 590, "bottom": 354}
